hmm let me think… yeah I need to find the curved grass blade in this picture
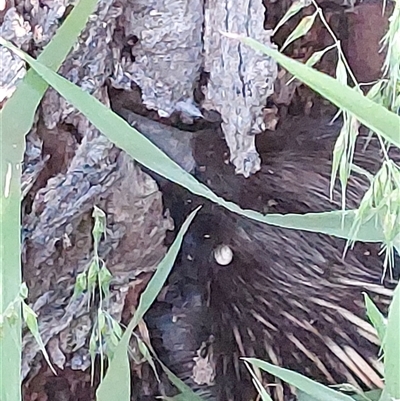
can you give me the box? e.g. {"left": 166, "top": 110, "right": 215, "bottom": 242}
{"left": 138, "top": 338, "right": 205, "bottom": 401}
{"left": 244, "top": 358, "right": 355, "bottom": 401}
{"left": 297, "top": 392, "right": 320, "bottom": 401}
{"left": 351, "top": 389, "right": 382, "bottom": 401}
{"left": 244, "top": 360, "right": 274, "bottom": 401}
{"left": 223, "top": 33, "right": 400, "bottom": 148}
{"left": 363, "top": 292, "right": 387, "bottom": 344}
{"left": 282, "top": 13, "right": 317, "bottom": 51}
{"left": 96, "top": 207, "right": 200, "bottom": 401}
{"left": 0, "top": 0, "right": 99, "bottom": 165}
{"left": 0, "top": 39, "right": 393, "bottom": 245}
{"left": 273, "top": 0, "right": 311, "bottom": 35}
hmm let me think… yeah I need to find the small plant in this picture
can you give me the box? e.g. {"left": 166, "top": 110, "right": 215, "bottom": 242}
{"left": 0, "top": 283, "right": 56, "bottom": 375}
{"left": 72, "top": 206, "right": 122, "bottom": 382}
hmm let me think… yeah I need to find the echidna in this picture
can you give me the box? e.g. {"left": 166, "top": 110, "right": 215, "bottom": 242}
{"left": 144, "top": 116, "right": 399, "bottom": 401}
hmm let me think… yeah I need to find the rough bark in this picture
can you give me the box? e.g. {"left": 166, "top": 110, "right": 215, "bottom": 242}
{"left": 202, "top": 0, "right": 278, "bottom": 177}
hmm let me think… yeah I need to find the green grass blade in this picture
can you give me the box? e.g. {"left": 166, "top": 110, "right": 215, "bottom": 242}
{"left": 377, "top": 387, "right": 391, "bottom": 401}
{"left": 297, "top": 392, "right": 320, "bottom": 401}
{"left": 0, "top": 161, "right": 22, "bottom": 401}
{"left": 244, "top": 360, "right": 274, "bottom": 401}
{"left": 0, "top": 0, "right": 99, "bottom": 165}
{"left": 384, "top": 282, "right": 400, "bottom": 398}
{"left": 0, "top": 39, "right": 393, "bottom": 245}
{"left": 96, "top": 207, "right": 200, "bottom": 401}
{"left": 138, "top": 338, "right": 205, "bottom": 401}
{"left": 157, "top": 365, "right": 205, "bottom": 401}
{"left": 363, "top": 293, "right": 387, "bottom": 344}
{"left": 0, "top": 2, "right": 98, "bottom": 401}
{"left": 244, "top": 358, "right": 355, "bottom": 401}
{"left": 351, "top": 389, "right": 382, "bottom": 401}
{"left": 224, "top": 34, "right": 400, "bottom": 148}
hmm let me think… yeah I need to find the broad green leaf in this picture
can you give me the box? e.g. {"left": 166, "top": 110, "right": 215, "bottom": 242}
{"left": 0, "top": 39, "right": 393, "bottom": 245}
{"left": 384, "top": 282, "right": 400, "bottom": 398}
{"left": 244, "top": 358, "right": 355, "bottom": 401}
{"left": 223, "top": 34, "right": 400, "bottom": 148}
{"left": 96, "top": 207, "right": 200, "bottom": 401}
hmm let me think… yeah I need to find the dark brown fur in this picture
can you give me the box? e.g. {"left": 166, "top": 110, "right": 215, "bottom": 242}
{"left": 144, "top": 117, "right": 399, "bottom": 401}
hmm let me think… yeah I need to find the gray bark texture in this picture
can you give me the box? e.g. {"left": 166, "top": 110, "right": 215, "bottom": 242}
{"left": 202, "top": 0, "right": 278, "bottom": 176}
{"left": 2, "top": 0, "right": 279, "bottom": 178}
{"left": 1, "top": 0, "right": 178, "bottom": 381}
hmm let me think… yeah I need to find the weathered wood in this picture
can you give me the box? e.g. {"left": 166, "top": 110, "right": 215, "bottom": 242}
{"left": 202, "top": 0, "right": 277, "bottom": 177}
